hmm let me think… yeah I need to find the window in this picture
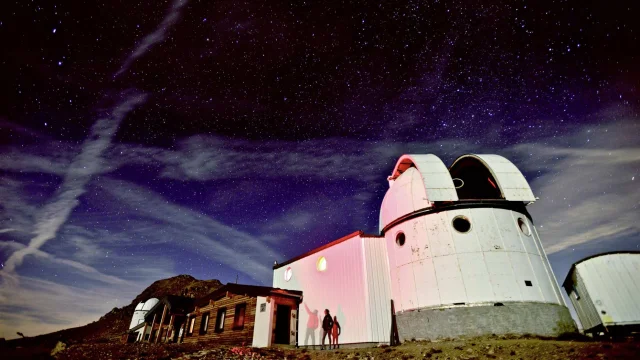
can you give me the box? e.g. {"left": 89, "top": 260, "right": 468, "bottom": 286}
{"left": 187, "top": 317, "right": 195, "bottom": 336}
{"left": 316, "top": 256, "right": 327, "bottom": 272}
{"left": 518, "top": 218, "right": 531, "bottom": 236}
{"left": 284, "top": 267, "right": 292, "bottom": 281}
{"left": 233, "top": 303, "right": 247, "bottom": 329}
{"left": 524, "top": 280, "right": 532, "bottom": 287}
{"left": 573, "top": 286, "right": 581, "bottom": 300}
{"left": 396, "top": 232, "right": 406, "bottom": 247}
{"left": 199, "top": 312, "right": 210, "bottom": 334}
{"left": 260, "top": 303, "right": 266, "bottom": 312}
{"left": 452, "top": 216, "right": 471, "bottom": 233}
{"left": 215, "top": 308, "right": 226, "bottom": 332}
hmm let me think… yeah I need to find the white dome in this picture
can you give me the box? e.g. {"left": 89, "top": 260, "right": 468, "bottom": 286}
{"left": 380, "top": 153, "right": 536, "bottom": 232}
{"left": 134, "top": 302, "right": 145, "bottom": 311}
{"left": 380, "top": 167, "right": 430, "bottom": 232}
{"left": 141, "top": 298, "right": 159, "bottom": 311}
{"left": 449, "top": 154, "right": 535, "bottom": 202}
{"left": 380, "top": 154, "right": 457, "bottom": 232}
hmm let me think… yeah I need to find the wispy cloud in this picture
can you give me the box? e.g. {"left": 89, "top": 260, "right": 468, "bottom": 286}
{"left": 520, "top": 123, "right": 640, "bottom": 254}
{"left": 0, "top": 0, "right": 193, "bottom": 337}
{"left": 101, "top": 178, "right": 281, "bottom": 283}
{"left": 1, "top": 94, "right": 147, "bottom": 276}
{"left": 0, "top": 241, "right": 130, "bottom": 286}
{"left": 1, "top": 0, "right": 190, "bottom": 282}
{"left": 114, "top": 0, "right": 190, "bottom": 78}
{"left": 0, "top": 275, "right": 139, "bottom": 339}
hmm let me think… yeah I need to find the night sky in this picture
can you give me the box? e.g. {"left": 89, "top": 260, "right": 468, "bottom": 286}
{"left": 0, "top": 0, "right": 638, "bottom": 339}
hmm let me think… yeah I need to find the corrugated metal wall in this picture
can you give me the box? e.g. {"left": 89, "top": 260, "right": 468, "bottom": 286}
{"left": 362, "top": 237, "right": 392, "bottom": 343}
{"left": 567, "top": 272, "right": 601, "bottom": 331}
{"left": 273, "top": 235, "right": 375, "bottom": 345}
{"left": 576, "top": 254, "right": 640, "bottom": 327}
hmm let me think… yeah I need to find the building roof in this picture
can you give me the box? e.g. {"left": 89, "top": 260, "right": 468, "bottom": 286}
{"left": 143, "top": 295, "right": 196, "bottom": 321}
{"left": 194, "top": 283, "right": 303, "bottom": 308}
{"left": 387, "top": 154, "right": 458, "bottom": 201}
{"left": 140, "top": 298, "right": 159, "bottom": 311}
{"left": 562, "top": 251, "right": 640, "bottom": 289}
{"left": 272, "top": 230, "right": 382, "bottom": 270}
{"left": 380, "top": 153, "right": 535, "bottom": 231}
{"left": 450, "top": 154, "right": 535, "bottom": 202}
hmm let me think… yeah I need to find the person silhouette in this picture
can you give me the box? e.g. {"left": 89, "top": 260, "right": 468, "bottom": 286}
{"left": 303, "top": 303, "right": 319, "bottom": 349}
{"left": 331, "top": 316, "right": 341, "bottom": 349}
{"left": 321, "top": 309, "right": 334, "bottom": 350}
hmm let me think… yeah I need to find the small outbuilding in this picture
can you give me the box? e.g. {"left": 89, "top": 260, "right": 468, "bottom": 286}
{"left": 181, "top": 283, "right": 303, "bottom": 347}
{"left": 273, "top": 231, "right": 392, "bottom": 348}
{"left": 563, "top": 252, "right": 640, "bottom": 336}
{"left": 129, "top": 295, "right": 195, "bottom": 343}
{"left": 129, "top": 298, "right": 159, "bottom": 330}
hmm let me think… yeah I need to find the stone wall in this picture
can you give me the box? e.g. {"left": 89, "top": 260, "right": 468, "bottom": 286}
{"left": 395, "top": 302, "right": 576, "bottom": 341}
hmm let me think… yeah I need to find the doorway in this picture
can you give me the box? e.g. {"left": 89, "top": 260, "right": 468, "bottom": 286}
{"left": 275, "top": 304, "right": 291, "bottom": 344}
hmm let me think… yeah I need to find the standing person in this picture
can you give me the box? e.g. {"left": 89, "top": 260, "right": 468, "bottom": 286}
{"left": 321, "top": 309, "right": 333, "bottom": 350}
{"left": 331, "top": 316, "right": 341, "bottom": 349}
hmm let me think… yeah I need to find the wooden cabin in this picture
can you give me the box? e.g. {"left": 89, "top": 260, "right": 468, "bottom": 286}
{"left": 180, "top": 283, "right": 303, "bottom": 347}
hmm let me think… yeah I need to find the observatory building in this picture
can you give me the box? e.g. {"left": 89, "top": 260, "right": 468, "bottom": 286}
{"left": 563, "top": 252, "right": 640, "bottom": 337}
{"left": 273, "top": 154, "right": 575, "bottom": 345}
{"left": 129, "top": 298, "right": 159, "bottom": 330}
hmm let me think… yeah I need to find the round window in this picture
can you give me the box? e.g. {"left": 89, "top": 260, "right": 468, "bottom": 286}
{"left": 396, "top": 232, "right": 406, "bottom": 247}
{"left": 316, "top": 256, "right": 327, "bottom": 272}
{"left": 518, "top": 218, "right": 531, "bottom": 236}
{"left": 284, "top": 267, "right": 292, "bottom": 281}
{"left": 452, "top": 216, "right": 471, "bottom": 233}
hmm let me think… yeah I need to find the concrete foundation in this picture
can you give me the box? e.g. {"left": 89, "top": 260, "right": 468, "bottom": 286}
{"left": 396, "top": 302, "right": 576, "bottom": 341}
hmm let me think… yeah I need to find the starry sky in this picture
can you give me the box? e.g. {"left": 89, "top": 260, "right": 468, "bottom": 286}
{"left": 0, "top": 0, "right": 638, "bottom": 339}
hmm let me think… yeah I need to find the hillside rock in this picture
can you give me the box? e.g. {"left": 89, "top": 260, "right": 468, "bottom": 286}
{"left": 4, "top": 274, "right": 223, "bottom": 355}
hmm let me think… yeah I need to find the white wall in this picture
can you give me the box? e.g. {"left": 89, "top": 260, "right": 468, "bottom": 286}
{"left": 129, "top": 310, "right": 147, "bottom": 329}
{"left": 273, "top": 234, "right": 391, "bottom": 345}
{"left": 385, "top": 207, "right": 564, "bottom": 312}
{"left": 252, "top": 296, "right": 274, "bottom": 348}
{"left": 362, "top": 237, "right": 392, "bottom": 343}
{"left": 380, "top": 167, "right": 430, "bottom": 232}
{"left": 576, "top": 254, "right": 640, "bottom": 327}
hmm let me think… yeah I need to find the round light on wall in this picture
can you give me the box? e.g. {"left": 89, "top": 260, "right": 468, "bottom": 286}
{"left": 316, "top": 256, "right": 327, "bottom": 272}
{"left": 396, "top": 232, "right": 406, "bottom": 247}
{"left": 517, "top": 218, "right": 531, "bottom": 236}
{"left": 284, "top": 267, "right": 292, "bottom": 281}
{"left": 452, "top": 216, "right": 471, "bottom": 233}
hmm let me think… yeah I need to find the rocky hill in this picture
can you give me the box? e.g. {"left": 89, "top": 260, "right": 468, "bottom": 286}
{"left": 95, "top": 274, "right": 223, "bottom": 341}
{"left": 3, "top": 275, "right": 223, "bottom": 359}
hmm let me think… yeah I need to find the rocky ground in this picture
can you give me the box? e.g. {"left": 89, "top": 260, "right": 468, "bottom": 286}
{"left": 4, "top": 335, "right": 639, "bottom": 360}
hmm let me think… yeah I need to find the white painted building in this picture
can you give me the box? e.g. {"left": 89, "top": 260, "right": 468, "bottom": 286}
{"left": 274, "top": 154, "right": 575, "bottom": 344}
{"left": 563, "top": 252, "right": 640, "bottom": 336}
{"left": 273, "top": 231, "right": 392, "bottom": 347}
{"left": 130, "top": 298, "right": 159, "bottom": 330}
{"left": 129, "top": 298, "right": 160, "bottom": 341}
{"left": 382, "top": 154, "right": 564, "bottom": 312}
